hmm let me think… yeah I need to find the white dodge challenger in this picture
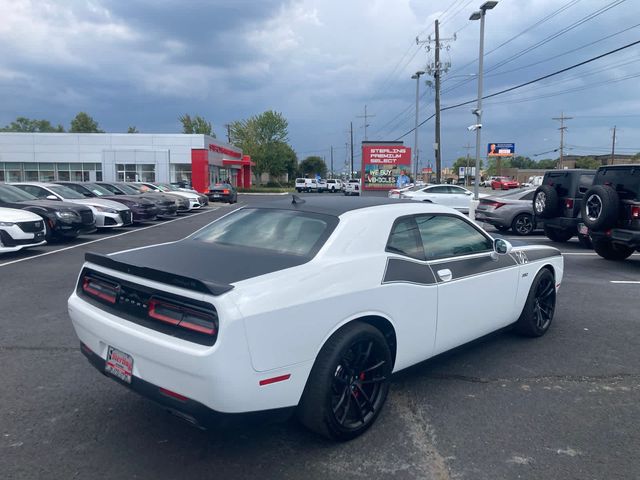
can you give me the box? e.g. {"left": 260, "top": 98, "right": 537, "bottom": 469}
{"left": 68, "top": 196, "right": 563, "bottom": 440}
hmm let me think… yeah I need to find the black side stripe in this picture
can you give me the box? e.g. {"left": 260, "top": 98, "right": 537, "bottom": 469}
{"left": 383, "top": 258, "right": 437, "bottom": 286}
{"left": 430, "top": 254, "right": 517, "bottom": 281}
{"left": 513, "top": 248, "right": 562, "bottom": 263}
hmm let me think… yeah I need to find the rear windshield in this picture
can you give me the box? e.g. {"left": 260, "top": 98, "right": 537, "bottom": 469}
{"left": 596, "top": 168, "right": 640, "bottom": 198}
{"left": 49, "top": 185, "right": 85, "bottom": 199}
{"left": 192, "top": 208, "right": 337, "bottom": 256}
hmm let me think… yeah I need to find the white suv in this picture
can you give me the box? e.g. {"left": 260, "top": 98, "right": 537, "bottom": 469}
{"left": 0, "top": 207, "right": 47, "bottom": 253}
{"left": 343, "top": 179, "right": 361, "bottom": 196}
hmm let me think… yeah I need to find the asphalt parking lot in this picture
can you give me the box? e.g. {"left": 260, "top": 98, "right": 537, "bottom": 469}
{"left": 1, "top": 194, "right": 639, "bottom": 480}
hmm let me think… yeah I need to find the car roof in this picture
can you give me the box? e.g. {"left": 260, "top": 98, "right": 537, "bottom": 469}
{"left": 11, "top": 182, "right": 58, "bottom": 188}
{"left": 247, "top": 195, "right": 444, "bottom": 217}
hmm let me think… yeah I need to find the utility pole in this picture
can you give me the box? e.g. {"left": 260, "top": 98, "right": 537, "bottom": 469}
{"left": 350, "top": 122, "right": 354, "bottom": 179}
{"left": 224, "top": 123, "right": 231, "bottom": 143}
{"left": 356, "top": 105, "right": 375, "bottom": 141}
{"left": 330, "top": 145, "right": 334, "bottom": 178}
{"left": 463, "top": 142, "right": 473, "bottom": 186}
{"left": 553, "top": 112, "right": 572, "bottom": 169}
{"left": 610, "top": 125, "right": 617, "bottom": 166}
{"left": 418, "top": 20, "right": 455, "bottom": 184}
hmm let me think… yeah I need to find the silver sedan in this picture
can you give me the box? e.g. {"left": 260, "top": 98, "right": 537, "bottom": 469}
{"left": 475, "top": 188, "right": 539, "bottom": 236}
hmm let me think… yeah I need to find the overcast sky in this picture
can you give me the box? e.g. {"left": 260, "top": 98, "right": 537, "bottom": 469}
{"left": 1, "top": 0, "right": 639, "bottom": 170}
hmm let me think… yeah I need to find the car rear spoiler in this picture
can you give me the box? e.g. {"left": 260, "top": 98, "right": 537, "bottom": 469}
{"left": 84, "top": 252, "right": 234, "bottom": 296}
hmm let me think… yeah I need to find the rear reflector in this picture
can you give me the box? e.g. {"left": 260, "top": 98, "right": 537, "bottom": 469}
{"left": 259, "top": 374, "right": 291, "bottom": 386}
{"left": 223, "top": 189, "right": 230, "bottom": 194}
{"left": 82, "top": 276, "right": 118, "bottom": 304}
{"left": 565, "top": 199, "right": 574, "bottom": 209}
{"left": 159, "top": 387, "right": 188, "bottom": 402}
{"left": 632, "top": 205, "right": 640, "bottom": 219}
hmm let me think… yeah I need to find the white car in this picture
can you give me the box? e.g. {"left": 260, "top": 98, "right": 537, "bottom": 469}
{"left": 343, "top": 179, "right": 361, "bottom": 196}
{"left": 0, "top": 207, "right": 47, "bottom": 253}
{"left": 401, "top": 184, "right": 488, "bottom": 213}
{"left": 387, "top": 183, "right": 415, "bottom": 199}
{"left": 68, "top": 197, "right": 563, "bottom": 440}
{"left": 136, "top": 182, "right": 204, "bottom": 210}
{"left": 11, "top": 182, "right": 133, "bottom": 228}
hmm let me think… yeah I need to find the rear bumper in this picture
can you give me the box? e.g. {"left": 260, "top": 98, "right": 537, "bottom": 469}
{"left": 207, "top": 193, "right": 233, "bottom": 202}
{"left": 475, "top": 210, "right": 510, "bottom": 227}
{"left": 591, "top": 229, "right": 640, "bottom": 248}
{"left": 80, "top": 343, "right": 294, "bottom": 429}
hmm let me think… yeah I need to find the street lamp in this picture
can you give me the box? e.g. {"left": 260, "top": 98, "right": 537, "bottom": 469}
{"left": 469, "top": 1, "right": 497, "bottom": 220}
{"left": 411, "top": 70, "right": 426, "bottom": 181}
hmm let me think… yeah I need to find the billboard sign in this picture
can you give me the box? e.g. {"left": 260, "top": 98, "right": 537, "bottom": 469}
{"left": 487, "top": 143, "right": 515, "bottom": 157}
{"left": 362, "top": 144, "right": 412, "bottom": 190}
{"left": 458, "top": 167, "right": 476, "bottom": 177}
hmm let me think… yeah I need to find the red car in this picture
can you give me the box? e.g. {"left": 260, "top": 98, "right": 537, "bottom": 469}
{"left": 491, "top": 177, "right": 519, "bottom": 190}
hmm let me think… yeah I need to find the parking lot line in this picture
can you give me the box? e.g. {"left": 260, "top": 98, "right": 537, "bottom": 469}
{"left": 0, "top": 208, "right": 221, "bottom": 269}
{"left": 610, "top": 280, "right": 640, "bottom": 284}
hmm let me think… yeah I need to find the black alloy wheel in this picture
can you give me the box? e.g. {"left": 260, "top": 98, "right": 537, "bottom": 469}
{"left": 297, "top": 322, "right": 392, "bottom": 441}
{"left": 512, "top": 213, "right": 534, "bottom": 236}
{"left": 514, "top": 268, "right": 556, "bottom": 337}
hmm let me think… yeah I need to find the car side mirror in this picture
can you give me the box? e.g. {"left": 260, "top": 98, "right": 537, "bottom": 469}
{"left": 83, "top": 192, "right": 93, "bottom": 197}
{"left": 493, "top": 238, "right": 513, "bottom": 257}
{"left": 46, "top": 195, "right": 60, "bottom": 201}
{"left": 465, "top": 191, "right": 472, "bottom": 195}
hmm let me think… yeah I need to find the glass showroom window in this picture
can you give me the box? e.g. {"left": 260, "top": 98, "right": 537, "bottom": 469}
{"left": 171, "top": 164, "right": 192, "bottom": 184}
{"left": 24, "top": 163, "right": 39, "bottom": 181}
{"left": 38, "top": 163, "right": 55, "bottom": 182}
{"left": 56, "top": 163, "right": 70, "bottom": 181}
{"left": 5, "top": 163, "right": 23, "bottom": 182}
{"left": 138, "top": 164, "right": 155, "bottom": 182}
{"left": 116, "top": 164, "right": 137, "bottom": 182}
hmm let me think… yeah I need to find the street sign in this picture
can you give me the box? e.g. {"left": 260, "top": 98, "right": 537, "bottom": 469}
{"left": 459, "top": 167, "right": 476, "bottom": 177}
{"left": 487, "top": 143, "right": 515, "bottom": 156}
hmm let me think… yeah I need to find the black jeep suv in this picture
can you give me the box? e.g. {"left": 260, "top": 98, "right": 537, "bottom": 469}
{"left": 533, "top": 169, "right": 596, "bottom": 247}
{"left": 580, "top": 165, "right": 640, "bottom": 261}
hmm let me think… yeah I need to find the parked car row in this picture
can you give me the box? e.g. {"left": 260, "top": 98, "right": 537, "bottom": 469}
{"left": 295, "top": 178, "right": 346, "bottom": 193}
{"left": 0, "top": 180, "right": 211, "bottom": 254}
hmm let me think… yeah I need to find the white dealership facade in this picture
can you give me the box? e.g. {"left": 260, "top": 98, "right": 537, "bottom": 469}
{"left": 0, "top": 133, "right": 251, "bottom": 192}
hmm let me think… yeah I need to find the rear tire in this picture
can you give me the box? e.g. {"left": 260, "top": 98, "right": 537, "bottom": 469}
{"left": 514, "top": 268, "right": 556, "bottom": 337}
{"left": 592, "top": 238, "right": 634, "bottom": 261}
{"left": 511, "top": 213, "right": 534, "bottom": 236}
{"left": 577, "top": 234, "right": 592, "bottom": 249}
{"left": 543, "top": 225, "right": 573, "bottom": 243}
{"left": 533, "top": 185, "right": 559, "bottom": 218}
{"left": 297, "top": 322, "right": 392, "bottom": 441}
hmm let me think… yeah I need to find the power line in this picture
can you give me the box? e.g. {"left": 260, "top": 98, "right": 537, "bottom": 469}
{"left": 443, "top": 0, "right": 627, "bottom": 94}
{"left": 393, "top": 39, "right": 640, "bottom": 140}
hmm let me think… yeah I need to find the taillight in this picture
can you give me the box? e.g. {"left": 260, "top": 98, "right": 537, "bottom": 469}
{"left": 82, "top": 276, "right": 118, "bottom": 304}
{"left": 565, "top": 199, "right": 574, "bottom": 209}
{"left": 222, "top": 189, "right": 230, "bottom": 194}
{"left": 632, "top": 205, "right": 640, "bottom": 219}
{"left": 148, "top": 298, "right": 217, "bottom": 336}
{"left": 482, "top": 200, "right": 506, "bottom": 209}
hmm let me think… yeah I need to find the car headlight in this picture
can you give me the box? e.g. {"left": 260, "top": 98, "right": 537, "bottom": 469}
{"left": 55, "top": 210, "right": 79, "bottom": 220}
{"left": 0, "top": 221, "right": 16, "bottom": 226}
{"left": 93, "top": 205, "right": 118, "bottom": 214}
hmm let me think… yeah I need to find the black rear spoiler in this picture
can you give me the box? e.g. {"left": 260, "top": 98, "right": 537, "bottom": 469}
{"left": 84, "top": 252, "right": 234, "bottom": 296}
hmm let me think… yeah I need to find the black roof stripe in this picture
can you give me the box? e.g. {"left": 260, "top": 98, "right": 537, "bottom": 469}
{"left": 246, "top": 196, "right": 419, "bottom": 216}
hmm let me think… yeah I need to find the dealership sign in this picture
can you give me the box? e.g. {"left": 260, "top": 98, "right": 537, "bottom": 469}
{"left": 209, "top": 144, "right": 242, "bottom": 159}
{"left": 487, "top": 143, "right": 515, "bottom": 157}
{"left": 362, "top": 145, "right": 412, "bottom": 190}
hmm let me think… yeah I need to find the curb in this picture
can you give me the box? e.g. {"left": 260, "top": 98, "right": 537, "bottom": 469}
{"left": 238, "top": 192, "right": 290, "bottom": 196}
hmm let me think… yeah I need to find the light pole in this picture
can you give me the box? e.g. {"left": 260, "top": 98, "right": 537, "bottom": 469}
{"left": 469, "top": 1, "right": 497, "bottom": 220}
{"left": 412, "top": 70, "right": 425, "bottom": 181}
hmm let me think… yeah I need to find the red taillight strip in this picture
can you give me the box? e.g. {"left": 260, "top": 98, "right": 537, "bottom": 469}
{"left": 259, "top": 374, "right": 291, "bottom": 386}
{"left": 159, "top": 387, "right": 188, "bottom": 402}
{"left": 82, "top": 277, "right": 117, "bottom": 304}
{"left": 179, "top": 319, "right": 216, "bottom": 335}
{"left": 148, "top": 298, "right": 217, "bottom": 335}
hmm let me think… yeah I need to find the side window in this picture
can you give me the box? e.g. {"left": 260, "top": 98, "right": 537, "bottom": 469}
{"left": 386, "top": 216, "right": 425, "bottom": 260}
{"left": 415, "top": 215, "right": 493, "bottom": 260}
{"left": 428, "top": 186, "right": 449, "bottom": 194}
{"left": 521, "top": 191, "right": 535, "bottom": 201}
{"left": 449, "top": 186, "right": 466, "bottom": 194}
{"left": 21, "top": 185, "right": 48, "bottom": 198}
{"left": 578, "top": 174, "right": 594, "bottom": 196}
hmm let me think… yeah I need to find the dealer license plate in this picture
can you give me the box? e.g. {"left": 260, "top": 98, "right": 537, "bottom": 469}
{"left": 213, "top": 194, "right": 221, "bottom": 198}
{"left": 105, "top": 346, "right": 133, "bottom": 384}
{"left": 578, "top": 223, "right": 589, "bottom": 236}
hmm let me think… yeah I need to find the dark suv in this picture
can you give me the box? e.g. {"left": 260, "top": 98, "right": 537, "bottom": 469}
{"left": 580, "top": 165, "right": 640, "bottom": 260}
{"left": 532, "top": 169, "right": 595, "bottom": 247}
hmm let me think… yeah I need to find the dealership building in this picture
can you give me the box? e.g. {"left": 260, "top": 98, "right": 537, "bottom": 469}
{"left": 0, "top": 133, "right": 253, "bottom": 192}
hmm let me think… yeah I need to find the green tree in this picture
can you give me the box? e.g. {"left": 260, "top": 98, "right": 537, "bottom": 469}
{"left": 299, "top": 156, "right": 328, "bottom": 177}
{"left": 511, "top": 155, "right": 536, "bottom": 169}
{"left": 1, "top": 116, "right": 64, "bottom": 132}
{"left": 229, "top": 110, "right": 291, "bottom": 184}
{"left": 574, "top": 156, "right": 601, "bottom": 169}
{"left": 179, "top": 114, "right": 215, "bottom": 136}
{"left": 127, "top": 126, "right": 139, "bottom": 133}
{"left": 70, "top": 112, "right": 103, "bottom": 133}
{"left": 537, "top": 158, "right": 557, "bottom": 169}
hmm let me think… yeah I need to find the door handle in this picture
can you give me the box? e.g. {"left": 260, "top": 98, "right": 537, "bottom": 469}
{"left": 437, "top": 268, "right": 453, "bottom": 282}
